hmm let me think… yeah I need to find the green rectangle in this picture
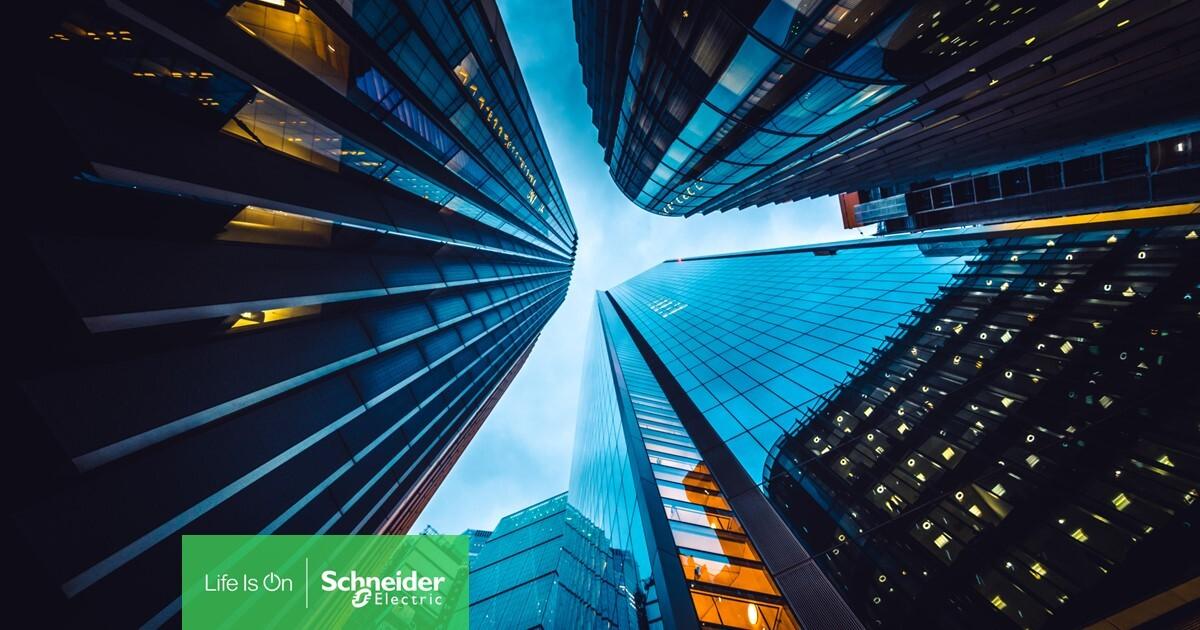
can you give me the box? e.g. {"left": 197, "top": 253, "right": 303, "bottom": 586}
{"left": 182, "top": 535, "right": 468, "bottom": 629}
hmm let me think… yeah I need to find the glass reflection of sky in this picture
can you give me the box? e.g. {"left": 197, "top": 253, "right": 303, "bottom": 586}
{"left": 611, "top": 243, "right": 972, "bottom": 486}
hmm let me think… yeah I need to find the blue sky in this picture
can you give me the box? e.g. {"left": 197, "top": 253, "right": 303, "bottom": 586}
{"left": 414, "top": 0, "right": 852, "bottom": 533}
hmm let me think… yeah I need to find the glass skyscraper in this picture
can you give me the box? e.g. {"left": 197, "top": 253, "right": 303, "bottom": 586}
{"left": 17, "top": 0, "right": 573, "bottom": 626}
{"left": 574, "top": 1, "right": 1200, "bottom": 219}
{"left": 576, "top": 207, "right": 1200, "bottom": 628}
{"left": 468, "top": 493, "right": 639, "bottom": 628}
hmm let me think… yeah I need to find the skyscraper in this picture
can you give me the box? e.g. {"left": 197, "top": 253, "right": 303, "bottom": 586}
{"left": 573, "top": 0, "right": 1200, "bottom": 218}
{"left": 16, "top": 0, "right": 573, "bottom": 625}
{"left": 468, "top": 493, "right": 639, "bottom": 628}
{"left": 578, "top": 206, "right": 1200, "bottom": 628}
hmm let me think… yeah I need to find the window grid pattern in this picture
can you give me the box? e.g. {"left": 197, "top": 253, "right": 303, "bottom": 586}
{"left": 760, "top": 224, "right": 1200, "bottom": 628}
{"left": 348, "top": 0, "right": 576, "bottom": 249}
{"left": 469, "top": 494, "right": 640, "bottom": 629}
{"left": 579, "top": 294, "right": 802, "bottom": 629}
{"left": 610, "top": 244, "right": 971, "bottom": 485}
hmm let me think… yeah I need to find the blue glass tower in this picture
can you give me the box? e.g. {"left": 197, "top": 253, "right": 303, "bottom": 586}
{"left": 579, "top": 208, "right": 1200, "bottom": 628}
{"left": 468, "top": 493, "right": 639, "bottom": 628}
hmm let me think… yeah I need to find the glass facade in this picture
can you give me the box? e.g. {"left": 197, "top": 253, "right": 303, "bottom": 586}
{"left": 469, "top": 494, "right": 639, "bottom": 628}
{"left": 574, "top": 0, "right": 1200, "bottom": 217}
{"left": 20, "top": 0, "right": 573, "bottom": 626}
{"left": 599, "top": 210, "right": 1200, "bottom": 628}
{"left": 572, "top": 293, "right": 803, "bottom": 629}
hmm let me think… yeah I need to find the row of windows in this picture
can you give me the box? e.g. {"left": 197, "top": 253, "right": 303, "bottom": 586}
{"left": 761, "top": 225, "right": 1200, "bottom": 627}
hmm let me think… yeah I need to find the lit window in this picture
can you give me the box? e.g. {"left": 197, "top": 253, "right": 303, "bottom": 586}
{"left": 1070, "top": 528, "right": 1088, "bottom": 543}
{"left": 1112, "top": 493, "right": 1131, "bottom": 511}
{"left": 968, "top": 504, "right": 983, "bottom": 517}
{"left": 1157, "top": 454, "right": 1175, "bottom": 467}
{"left": 934, "top": 533, "right": 951, "bottom": 549}
{"left": 1025, "top": 454, "right": 1040, "bottom": 468}
{"left": 990, "top": 595, "right": 1006, "bottom": 611}
{"left": 991, "top": 483, "right": 1006, "bottom": 497}
{"left": 941, "top": 446, "right": 956, "bottom": 461}
{"left": 1030, "top": 562, "right": 1047, "bottom": 579}
{"left": 218, "top": 206, "right": 333, "bottom": 247}
{"left": 228, "top": 305, "right": 321, "bottom": 330}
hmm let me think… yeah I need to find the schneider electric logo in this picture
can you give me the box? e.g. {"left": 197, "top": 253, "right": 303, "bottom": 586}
{"left": 182, "top": 535, "right": 468, "bottom": 629}
{"left": 320, "top": 569, "right": 448, "bottom": 609}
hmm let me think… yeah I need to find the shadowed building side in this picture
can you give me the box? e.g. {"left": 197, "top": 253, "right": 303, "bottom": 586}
{"left": 12, "top": 0, "right": 574, "bottom": 626}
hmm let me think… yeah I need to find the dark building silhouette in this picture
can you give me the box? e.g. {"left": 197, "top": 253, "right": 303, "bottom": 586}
{"left": 764, "top": 220, "right": 1200, "bottom": 627}
{"left": 573, "top": 0, "right": 1200, "bottom": 222}
{"left": 14, "top": 0, "right": 574, "bottom": 626}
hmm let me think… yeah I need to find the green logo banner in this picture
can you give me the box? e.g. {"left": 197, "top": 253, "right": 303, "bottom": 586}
{"left": 182, "top": 535, "right": 469, "bottom": 629}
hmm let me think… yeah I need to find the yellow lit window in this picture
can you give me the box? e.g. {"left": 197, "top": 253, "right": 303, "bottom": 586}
{"left": 218, "top": 206, "right": 333, "bottom": 247}
{"left": 941, "top": 446, "right": 956, "bottom": 461}
{"left": 1025, "top": 454, "right": 1040, "bottom": 468}
{"left": 934, "top": 533, "right": 951, "bottom": 549}
{"left": 1157, "top": 454, "right": 1175, "bottom": 467}
{"left": 991, "top": 595, "right": 1007, "bottom": 611}
{"left": 968, "top": 504, "right": 983, "bottom": 518}
{"left": 1112, "top": 493, "right": 1131, "bottom": 511}
{"left": 223, "top": 89, "right": 343, "bottom": 171}
{"left": 991, "top": 483, "right": 1007, "bottom": 497}
{"left": 229, "top": 305, "right": 321, "bottom": 330}
{"left": 1070, "top": 528, "right": 1088, "bottom": 543}
{"left": 226, "top": 1, "right": 349, "bottom": 93}
{"left": 1030, "top": 562, "right": 1047, "bottom": 579}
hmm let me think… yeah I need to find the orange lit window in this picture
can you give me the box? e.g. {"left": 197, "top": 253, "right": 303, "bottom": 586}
{"left": 690, "top": 591, "right": 799, "bottom": 629}
{"left": 679, "top": 554, "right": 780, "bottom": 596}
